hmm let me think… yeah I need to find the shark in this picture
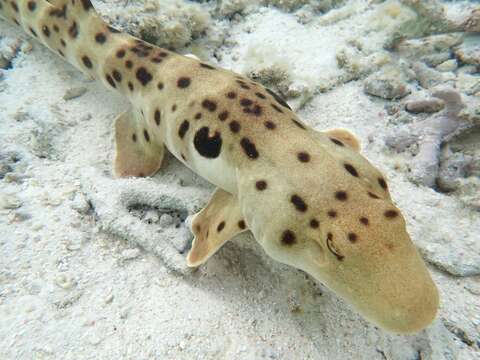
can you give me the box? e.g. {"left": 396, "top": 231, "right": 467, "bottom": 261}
{"left": 0, "top": 0, "right": 439, "bottom": 333}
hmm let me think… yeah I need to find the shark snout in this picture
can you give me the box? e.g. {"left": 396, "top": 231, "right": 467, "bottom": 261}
{"left": 366, "top": 270, "right": 439, "bottom": 333}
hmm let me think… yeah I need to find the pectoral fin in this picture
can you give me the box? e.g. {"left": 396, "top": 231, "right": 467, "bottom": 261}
{"left": 325, "top": 128, "right": 361, "bottom": 151}
{"left": 187, "top": 188, "right": 248, "bottom": 267}
{"left": 114, "top": 109, "right": 164, "bottom": 178}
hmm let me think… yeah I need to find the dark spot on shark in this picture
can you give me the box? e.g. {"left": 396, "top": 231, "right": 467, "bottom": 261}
{"left": 240, "top": 138, "right": 259, "bottom": 159}
{"left": 255, "top": 180, "right": 267, "bottom": 191}
{"left": 177, "top": 77, "right": 191, "bottom": 88}
{"left": 328, "top": 210, "right": 337, "bottom": 218}
{"left": 95, "top": 32, "right": 106, "bottom": 44}
{"left": 291, "top": 194, "right": 307, "bottom": 212}
{"left": 297, "top": 152, "right": 310, "bottom": 162}
{"left": 229, "top": 121, "right": 240, "bottom": 133}
{"left": 178, "top": 120, "right": 190, "bottom": 139}
{"left": 384, "top": 210, "right": 398, "bottom": 219}
{"left": 310, "top": 219, "right": 319, "bottom": 229}
{"left": 136, "top": 67, "right": 152, "bottom": 86}
{"left": 202, "top": 99, "right": 217, "bottom": 112}
{"left": 348, "top": 233, "right": 358, "bottom": 243}
{"left": 335, "top": 191, "right": 348, "bottom": 201}
{"left": 378, "top": 177, "right": 388, "bottom": 190}
{"left": 344, "top": 163, "right": 358, "bottom": 177}
{"left": 281, "top": 230, "right": 296, "bottom": 246}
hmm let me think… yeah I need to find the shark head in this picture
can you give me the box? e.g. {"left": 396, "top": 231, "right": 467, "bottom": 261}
{"left": 238, "top": 128, "right": 439, "bottom": 333}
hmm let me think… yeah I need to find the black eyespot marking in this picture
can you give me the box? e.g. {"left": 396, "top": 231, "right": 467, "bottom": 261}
{"left": 27, "top": 1, "right": 36, "bottom": 12}
{"left": 194, "top": 112, "right": 202, "bottom": 120}
{"left": 178, "top": 120, "right": 190, "bottom": 139}
{"left": 238, "top": 220, "right": 246, "bottom": 230}
{"left": 194, "top": 127, "right": 222, "bottom": 159}
{"left": 227, "top": 91, "right": 237, "bottom": 99}
{"left": 281, "top": 230, "right": 296, "bottom": 246}
{"left": 112, "top": 70, "right": 122, "bottom": 82}
{"left": 60, "top": 38, "right": 66, "bottom": 47}
{"left": 378, "top": 178, "right": 388, "bottom": 190}
{"left": 291, "top": 194, "right": 307, "bottom": 212}
{"left": 218, "top": 111, "right": 229, "bottom": 121}
{"left": 200, "top": 63, "right": 215, "bottom": 70}
{"left": 310, "top": 219, "right": 319, "bottom": 229}
{"left": 255, "top": 92, "right": 266, "bottom": 99}
{"left": 171, "top": 104, "right": 177, "bottom": 112}
{"left": 116, "top": 49, "right": 126, "bottom": 58}
{"left": 327, "top": 233, "right": 344, "bottom": 261}
{"left": 53, "top": 24, "right": 59, "bottom": 32}
{"left": 384, "top": 210, "right": 398, "bottom": 219}
{"left": 266, "top": 88, "right": 291, "bottom": 110}
{"left": 154, "top": 110, "right": 161, "bottom": 125}
{"left": 348, "top": 233, "right": 358, "bottom": 243}
{"left": 360, "top": 217, "right": 369, "bottom": 225}
{"left": 95, "top": 32, "right": 106, "bottom": 44}
{"left": 327, "top": 210, "right": 337, "bottom": 218}
{"left": 30, "top": 27, "right": 37, "bottom": 37}
{"left": 292, "top": 119, "right": 306, "bottom": 129}
{"left": 264, "top": 121, "right": 276, "bottom": 130}
{"left": 344, "top": 163, "right": 358, "bottom": 177}
{"left": 143, "top": 129, "right": 150, "bottom": 142}
{"left": 128, "top": 82, "right": 134, "bottom": 91}
{"left": 58, "top": 49, "right": 64, "bottom": 57}
{"left": 42, "top": 25, "right": 50, "bottom": 38}
{"left": 297, "top": 152, "right": 310, "bottom": 163}
{"left": 335, "top": 191, "right": 348, "bottom": 201}
{"left": 255, "top": 180, "right": 267, "bottom": 191}
{"left": 157, "top": 82, "right": 164, "bottom": 90}
{"left": 177, "top": 77, "right": 191, "bottom": 88}
{"left": 68, "top": 21, "right": 78, "bottom": 38}
{"left": 202, "top": 99, "right": 217, "bottom": 112}
{"left": 136, "top": 67, "right": 152, "bottom": 86}
{"left": 82, "top": 55, "right": 93, "bottom": 69}
{"left": 106, "top": 74, "right": 116, "bottom": 88}
{"left": 125, "top": 60, "right": 133, "bottom": 69}
{"left": 271, "top": 103, "right": 283, "bottom": 113}
{"left": 330, "top": 138, "right": 344, "bottom": 147}
{"left": 132, "top": 133, "right": 137, "bottom": 142}
{"left": 368, "top": 192, "right": 380, "bottom": 199}
{"left": 240, "top": 138, "right": 259, "bottom": 159}
{"left": 217, "top": 221, "right": 225, "bottom": 232}
{"left": 240, "top": 84, "right": 250, "bottom": 90}
{"left": 229, "top": 121, "right": 240, "bottom": 133}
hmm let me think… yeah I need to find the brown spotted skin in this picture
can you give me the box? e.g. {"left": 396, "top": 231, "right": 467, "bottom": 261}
{"left": 1, "top": 0, "right": 438, "bottom": 334}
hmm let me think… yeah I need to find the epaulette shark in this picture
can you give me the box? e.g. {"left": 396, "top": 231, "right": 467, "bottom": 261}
{"left": 0, "top": 0, "right": 439, "bottom": 333}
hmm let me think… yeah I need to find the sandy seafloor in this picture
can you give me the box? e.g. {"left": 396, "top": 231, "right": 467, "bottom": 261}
{"left": 0, "top": 0, "right": 479, "bottom": 359}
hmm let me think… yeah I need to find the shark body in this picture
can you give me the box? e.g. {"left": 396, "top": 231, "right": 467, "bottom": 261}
{"left": 0, "top": 0, "right": 439, "bottom": 333}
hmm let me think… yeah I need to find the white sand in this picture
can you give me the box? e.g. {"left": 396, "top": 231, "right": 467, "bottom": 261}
{"left": 1, "top": 0, "right": 479, "bottom": 359}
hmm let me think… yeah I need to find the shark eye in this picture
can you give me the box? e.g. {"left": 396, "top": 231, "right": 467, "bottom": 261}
{"left": 326, "top": 232, "right": 344, "bottom": 261}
